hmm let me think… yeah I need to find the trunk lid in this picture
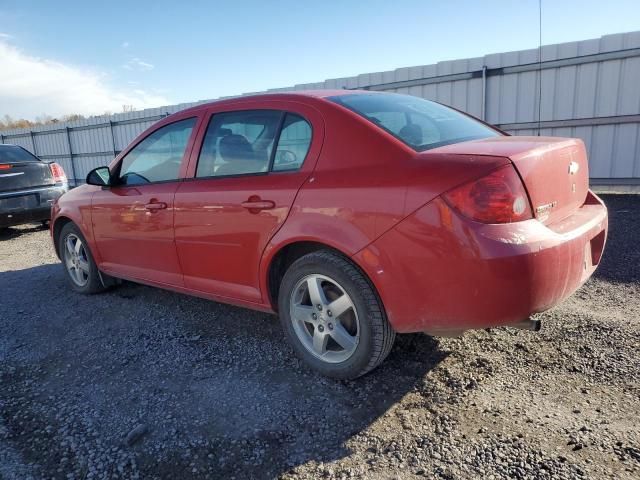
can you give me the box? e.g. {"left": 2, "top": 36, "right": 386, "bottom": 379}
{"left": 431, "top": 136, "right": 589, "bottom": 224}
{"left": 0, "top": 145, "right": 55, "bottom": 192}
{"left": 0, "top": 161, "right": 56, "bottom": 192}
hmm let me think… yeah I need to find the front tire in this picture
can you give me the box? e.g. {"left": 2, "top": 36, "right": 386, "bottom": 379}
{"left": 58, "top": 222, "right": 106, "bottom": 294}
{"left": 278, "top": 250, "right": 395, "bottom": 379}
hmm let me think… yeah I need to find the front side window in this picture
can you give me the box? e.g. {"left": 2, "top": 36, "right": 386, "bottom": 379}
{"left": 119, "top": 118, "right": 196, "bottom": 185}
{"left": 329, "top": 93, "right": 500, "bottom": 151}
{"left": 196, "top": 110, "right": 282, "bottom": 178}
{"left": 273, "top": 114, "right": 312, "bottom": 172}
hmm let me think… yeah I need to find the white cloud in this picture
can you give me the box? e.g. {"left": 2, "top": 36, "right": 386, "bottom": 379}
{"left": 0, "top": 32, "right": 12, "bottom": 39}
{"left": 0, "top": 41, "right": 169, "bottom": 120}
{"left": 123, "top": 57, "right": 154, "bottom": 71}
{"left": 121, "top": 41, "right": 129, "bottom": 49}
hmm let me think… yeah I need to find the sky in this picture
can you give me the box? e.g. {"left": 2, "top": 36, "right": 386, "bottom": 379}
{"left": 0, "top": 0, "right": 639, "bottom": 120}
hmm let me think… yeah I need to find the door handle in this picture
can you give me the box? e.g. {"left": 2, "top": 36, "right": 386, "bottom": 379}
{"left": 241, "top": 199, "right": 275, "bottom": 211}
{"left": 144, "top": 201, "right": 167, "bottom": 211}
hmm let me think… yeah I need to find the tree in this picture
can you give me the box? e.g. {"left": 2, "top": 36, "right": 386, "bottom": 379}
{"left": 0, "top": 113, "right": 88, "bottom": 130}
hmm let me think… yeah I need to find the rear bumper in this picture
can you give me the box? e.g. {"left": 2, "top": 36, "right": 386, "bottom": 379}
{"left": 354, "top": 190, "right": 608, "bottom": 334}
{"left": 0, "top": 185, "right": 68, "bottom": 228}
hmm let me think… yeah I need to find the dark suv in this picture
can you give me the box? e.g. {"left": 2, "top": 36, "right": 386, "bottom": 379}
{"left": 0, "top": 144, "right": 68, "bottom": 228}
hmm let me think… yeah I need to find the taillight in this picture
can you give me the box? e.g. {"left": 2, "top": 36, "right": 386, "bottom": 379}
{"left": 443, "top": 165, "right": 532, "bottom": 223}
{"left": 49, "top": 162, "right": 68, "bottom": 184}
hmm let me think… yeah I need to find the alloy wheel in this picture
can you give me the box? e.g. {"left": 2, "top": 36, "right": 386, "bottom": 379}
{"left": 64, "top": 233, "right": 90, "bottom": 287}
{"left": 289, "top": 274, "right": 360, "bottom": 363}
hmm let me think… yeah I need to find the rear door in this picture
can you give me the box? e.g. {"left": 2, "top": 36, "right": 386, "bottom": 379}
{"left": 91, "top": 115, "right": 200, "bottom": 286}
{"left": 174, "top": 102, "right": 323, "bottom": 303}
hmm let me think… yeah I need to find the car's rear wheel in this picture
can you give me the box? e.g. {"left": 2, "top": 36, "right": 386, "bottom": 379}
{"left": 278, "top": 250, "right": 395, "bottom": 379}
{"left": 59, "top": 222, "right": 106, "bottom": 294}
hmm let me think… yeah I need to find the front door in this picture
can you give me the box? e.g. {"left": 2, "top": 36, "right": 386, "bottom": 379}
{"left": 92, "top": 117, "right": 199, "bottom": 286}
{"left": 174, "top": 107, "right": 319, "bottom": 303}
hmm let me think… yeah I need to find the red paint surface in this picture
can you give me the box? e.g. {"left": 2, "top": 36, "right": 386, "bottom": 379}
{"left": 51, "top": 91, "right": 608, "bottom": 333}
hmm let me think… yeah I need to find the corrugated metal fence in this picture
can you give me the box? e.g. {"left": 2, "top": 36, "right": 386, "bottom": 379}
{"left": 2, "top": 31, "right": 639, "bottom": 185}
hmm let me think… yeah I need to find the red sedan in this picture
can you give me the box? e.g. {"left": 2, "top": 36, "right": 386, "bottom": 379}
{"left": 50, "top": 91, "right": 608, "bottom": 379}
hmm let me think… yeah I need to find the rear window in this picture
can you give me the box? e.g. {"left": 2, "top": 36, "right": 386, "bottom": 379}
{"left": 0, "top": 145, "right": 41, "bottom": 164}
{"left": 329, "top": 93, "right": 500, "bottom": 151}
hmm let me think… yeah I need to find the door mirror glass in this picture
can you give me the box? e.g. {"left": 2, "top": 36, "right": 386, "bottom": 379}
{"left": 86, "top": 166, "right": 111, "bottom": 186}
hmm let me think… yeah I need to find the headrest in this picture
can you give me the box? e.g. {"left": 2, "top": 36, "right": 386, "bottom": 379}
{"left": 399, "top": 123, "right": 423, "bottom": 146}
{"left": 219, "top": 134, "right": 254, "bottom": 162}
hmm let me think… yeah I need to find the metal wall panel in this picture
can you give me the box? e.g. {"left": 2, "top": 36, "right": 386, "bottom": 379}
{"left": 12, "top": 135, "right": 34, "bottom": 151}
{"left": 69, "top": 126, "right": 111, "bottom": 154}
{"left": 2, "top": 31, "right": 639, "bottom": 184}
{"left": 34, "top": 131, "right": 67, "bottom": 156}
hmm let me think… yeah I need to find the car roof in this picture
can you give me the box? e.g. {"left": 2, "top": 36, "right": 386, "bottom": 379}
{"left": 177, "top": 89, "right": 382, "bottom": 115}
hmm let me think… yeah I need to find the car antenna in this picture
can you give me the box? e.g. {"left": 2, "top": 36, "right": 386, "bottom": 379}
{"left": 537, "top": 0, "right": 543, "bottom": 136}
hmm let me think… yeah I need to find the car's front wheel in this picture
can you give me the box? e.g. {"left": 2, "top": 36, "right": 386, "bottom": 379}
{"left": 278, "top": 250, "right": 395, "bottom": 379}
{"left": 59, "top": 222, "right": 106, "bottom": 294}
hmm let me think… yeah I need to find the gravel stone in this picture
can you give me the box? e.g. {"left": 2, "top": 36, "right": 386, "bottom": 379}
{"left": 125, "top": 425, "right": 148, "bottom": 447}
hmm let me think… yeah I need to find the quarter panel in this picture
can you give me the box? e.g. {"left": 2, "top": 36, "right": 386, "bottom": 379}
{"left": 258, "top": 101, "right": 513, "bottom": 307}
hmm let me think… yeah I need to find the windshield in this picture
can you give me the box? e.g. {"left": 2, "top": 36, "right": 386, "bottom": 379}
{"left": 329, "top": 93, "right": 501, "bottom": 151}
{"left": 0, "top": 145, "right": 41, "bottom": 164}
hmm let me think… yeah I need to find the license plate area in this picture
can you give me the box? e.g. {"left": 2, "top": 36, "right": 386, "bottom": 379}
{"left": 1, "top": 194, "right": 38, "bottom": 211}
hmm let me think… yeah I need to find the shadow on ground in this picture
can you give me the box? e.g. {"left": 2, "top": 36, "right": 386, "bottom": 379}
{"left": 0, "top": 222, "right": 48, "bottom": 241}
{"left": 0, "top": 261, "right": 448, "bottom": 478}
{"left": 593, "top": 195, "right": 640, "bottom": 284}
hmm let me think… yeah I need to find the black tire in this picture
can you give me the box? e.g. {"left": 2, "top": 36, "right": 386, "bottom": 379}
{"left": 278, "top": 250, "right": 395, "bottom": 380}
{"left": 58, "top": 222, "right": 106, "bottom": 294}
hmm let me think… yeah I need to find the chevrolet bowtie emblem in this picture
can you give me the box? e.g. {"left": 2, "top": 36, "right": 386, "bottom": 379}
{"left": 568, "top": 161, "right": 579, "bottom": 175}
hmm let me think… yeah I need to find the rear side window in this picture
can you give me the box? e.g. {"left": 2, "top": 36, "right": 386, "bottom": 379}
{"left": 119, "top": 118, "right": 196, "bottom": 185}
{"left": 196, "top": 110, "right": 282, "bottom": 178}
{"left": 273, "top": 114, "right": 312, "bottom": 172}
{"left": 0, "top": 145, "right": 40, "bottom": 163}
{"left": 329, "top": 93, "right": 499, "bottom": 151}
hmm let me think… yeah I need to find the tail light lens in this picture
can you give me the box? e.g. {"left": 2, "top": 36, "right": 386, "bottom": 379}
{"left": 49, "top": 162, "right": 68, "bottom": 184}
{"left": 443, "top": 165, "right": 532, "bottom": 223}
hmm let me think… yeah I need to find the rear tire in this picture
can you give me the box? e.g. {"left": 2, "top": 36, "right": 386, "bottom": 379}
{"left": 58, "top": 222, "right": 106, "bottom": 294}
{"left": 278, "top": 250, "right": 395, "bottom": 380}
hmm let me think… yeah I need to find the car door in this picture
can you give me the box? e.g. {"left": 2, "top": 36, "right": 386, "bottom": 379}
{"left": 174, "top": 102, "right": 323, "bottom": 303}
{"left": 91, "top": 115, "right": 200, "bottom": 286}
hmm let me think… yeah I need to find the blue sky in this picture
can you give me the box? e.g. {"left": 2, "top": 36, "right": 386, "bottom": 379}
{"left": 0, "top": 0, "right": 639, "bottom": 119}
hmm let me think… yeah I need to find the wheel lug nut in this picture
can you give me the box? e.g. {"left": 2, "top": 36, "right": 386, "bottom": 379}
{"left": 318, "top": 325, "right": 324, "bottom": 332}
{"left": 312, "top": 313, "right": 317, "bottom": 320}
{"left": 317, "top": 304, "right": 323, "bottom": 311}
{"left": 328, "top": 323, "right": 333, "bottom": 330}
{"left": 327, "top": 310, "right": 332, "bottom": 317}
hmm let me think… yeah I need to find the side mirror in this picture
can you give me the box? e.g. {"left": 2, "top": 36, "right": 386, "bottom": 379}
{"left": 86, "top": 166, "right": 112, "bottom": 186}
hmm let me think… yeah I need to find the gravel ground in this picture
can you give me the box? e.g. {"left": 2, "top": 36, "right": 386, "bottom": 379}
{"left": 0, "top": 194, "right": 638, "bottom": 480}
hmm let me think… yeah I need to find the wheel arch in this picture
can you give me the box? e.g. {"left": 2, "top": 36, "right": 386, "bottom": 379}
{"left": 52, "top": 215, "right": 74, "bottom": 259}
{"left": 263, "top": 239, "right": 387, "bottom": 320}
